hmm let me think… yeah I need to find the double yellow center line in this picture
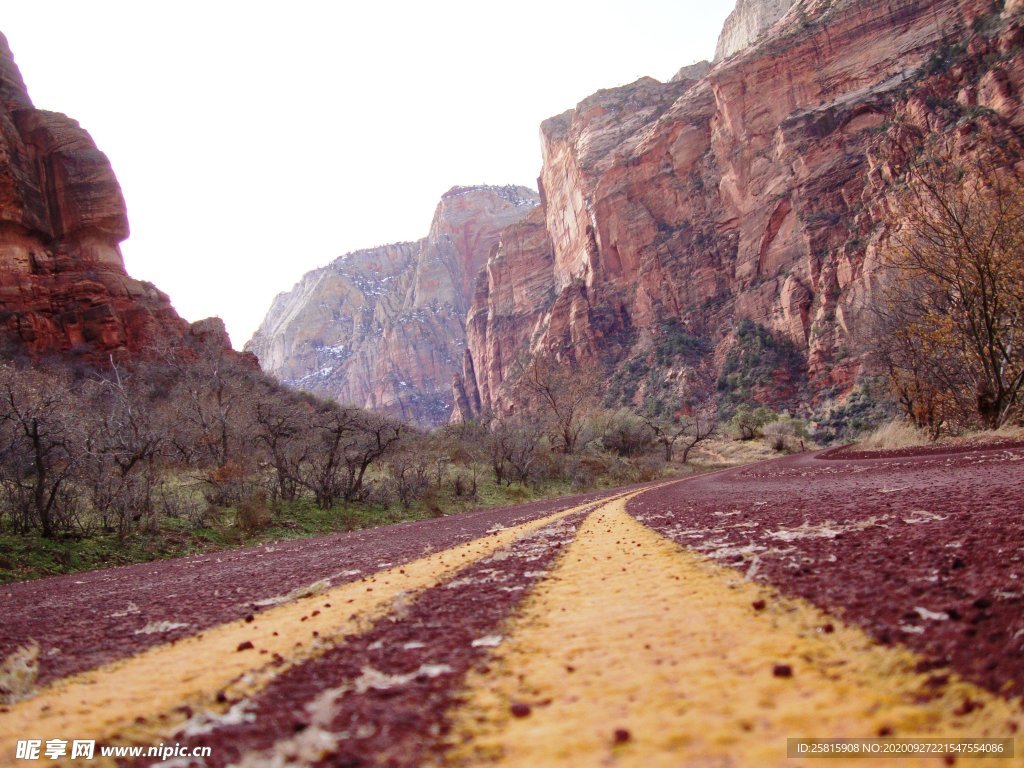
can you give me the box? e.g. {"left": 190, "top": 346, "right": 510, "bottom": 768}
{"left": 0, "top": 491, "right": 642, "bottom": 766}
{"left": 439, "top": 500, "right": 1021, "bottom": 767}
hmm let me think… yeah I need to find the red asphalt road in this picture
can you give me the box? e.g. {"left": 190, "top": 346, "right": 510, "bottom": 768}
{"left": 0, "top": 485, "right": 642, "bottom": 686}
{"left": 630, "top": 441, "right": 1024, "bottom": 698}
{"left": 2, "top": 441, "right": 1022, "bottom": 710}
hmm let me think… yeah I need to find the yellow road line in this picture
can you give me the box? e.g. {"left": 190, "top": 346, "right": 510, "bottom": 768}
{"left": 441, "top": 499, "right": 1022, "bottom": 767}
{"left": 0, "top": 493, "right": 634, "bottom": 767}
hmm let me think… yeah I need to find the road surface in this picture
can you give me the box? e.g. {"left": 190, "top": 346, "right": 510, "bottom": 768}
{"left": 0, "top": 444, "right": 1022, "bottom": 766}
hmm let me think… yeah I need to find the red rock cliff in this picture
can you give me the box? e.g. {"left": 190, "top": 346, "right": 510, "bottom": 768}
{"left": 456, "top": 0, "right": 1024, "bottom": 420}
{"left": 0, "top": 32, "right": 197, "bottom": 362}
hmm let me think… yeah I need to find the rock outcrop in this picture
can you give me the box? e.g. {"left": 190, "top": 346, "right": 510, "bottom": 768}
{"left": 455, "top": 0, "right": 1024, "bottom": 420}
{"left": 0, "top": 32, "right": 200, "bottom": 363}
{"left": 714, "top": 0, "right": 797, "bottom": 61}
{"left": 246, "top": 186, "right": 538, "bottom": 425}
{"left": 670, "top": 61, "right": 712, "bottom": 83}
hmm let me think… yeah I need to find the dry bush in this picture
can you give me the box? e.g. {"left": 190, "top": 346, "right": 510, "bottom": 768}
{"left": 762, "top": 421, "right": 787, "bottom": 452}
{"left": 859, "top": 419, "right": 930, "bottom": 450}
{"left": 448, "top": 470, "right": 477, "bottom": 499}
{"left": 688, "top": 436, "right": 778, "bottom": 466}
{"left": 563, "top": 453, "right": 640, "bottom": 488}
{"left": 154, "top": 482, "right": 210, "bottom": 529}
{"left": 486, "top": 414, "right": 544, "bottom": 487}
{"left": 630, "top": 454, "right": 667, "bottom": 482}
{"left": 235, "top": 493, "right": 272, "bottom": 533}
{"left": 363, "top": 478, "right": 397, "bottom": 508}
{"left": 761, "top": 420, "right": 808, "bottom": 453}
{"left": 601, "top": 409, "right": 654, "bottom": 457}
{"left": 205, "top": 460, "right": 257, "bottom": 507}
{"left": 385, "top": 435, "right": 434, "bottom": 508}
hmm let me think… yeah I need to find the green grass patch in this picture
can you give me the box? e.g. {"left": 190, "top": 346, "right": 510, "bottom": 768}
{"left": 0, "top": 469, "right": 627, "bottom": 585}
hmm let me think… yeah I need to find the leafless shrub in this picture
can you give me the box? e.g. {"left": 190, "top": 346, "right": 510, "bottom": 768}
{"left": 0, "top": 363, "right": 82, "bottom": 537}
{"left": 449, "top": 469, "right": 477, "bottom": 499}
{"left": 204, "top": 460, "right": 259, "bottom": 507}
{"left": 761, "top": 417, "right": 808, "bottom": 453}
{"left": 485, "top": 414, "right": 544, "bottom": 487}
{"left": 631, "top": 454, "right": 667, "bottom": 482}
{"left": 386, "top": 438, "right": 433, "bottom": 508}
{"left": 601, "top": 409, "right": 654, "bottom": 457}
{"left": 154, "top": 482, "right": 210, "bottom": 529}
{"left": 235, "top": 492, "right": 272, "bottom": 533}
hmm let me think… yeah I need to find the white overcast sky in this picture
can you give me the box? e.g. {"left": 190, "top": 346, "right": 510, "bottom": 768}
{"left": 4, "top": 1, "right": 734, "bottom": 348}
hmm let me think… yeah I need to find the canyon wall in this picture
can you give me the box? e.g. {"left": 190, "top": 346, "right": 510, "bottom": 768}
{"left": 246, "top": 186, "right": 538, "bottom": 425}
{"left": 455, "top": 0, "right": 1024, "bottom": 422}
{"left": 0, "top": 32, "right": 203, "bottom": 363}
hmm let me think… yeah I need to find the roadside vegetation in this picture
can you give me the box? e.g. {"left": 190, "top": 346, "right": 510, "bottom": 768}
{"left": 0, "top": 340, "right": 731, "bottom": 583}
{"left": 857, "top": 420, "right": 1024, "bottom": 452}
{"left": 869, "top": 123, "right": 1024, "bottom": 437}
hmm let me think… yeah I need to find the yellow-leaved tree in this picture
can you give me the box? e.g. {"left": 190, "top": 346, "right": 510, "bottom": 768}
{"left": 873, "top": 125, "right": 1024, "bottom": 433}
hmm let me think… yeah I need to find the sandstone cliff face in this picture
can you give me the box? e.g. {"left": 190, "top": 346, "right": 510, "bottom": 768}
{"left": 457, "top": 0, "right": 1023, "bottom": 420}
{"left": 714, "top": 0, "right": 797, "bottom": 61}
{"left": 0, "top": 32, "right": 195, "bottom": 362}
{"left": 454, "top": 205, "right": 555, "bottom": 420}
{"left": 246, "top": 186, "right": 538, "bottom": 425}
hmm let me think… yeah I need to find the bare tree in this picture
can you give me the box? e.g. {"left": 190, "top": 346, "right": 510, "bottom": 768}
{"left": 484, "top": 415, "right": 516, "bottom": 487}
{"left": 0, "top": 364, "right": 80, "bottom": 537}
{"left": 254, "top": 388, "right": 310, "bottom": 502}
{"left": 163, "top": 340, "right": 257, "bottom": 471}
{"left": 483, "top": 413, "right": 544, "bottom": 486}
{"left": 342, "top": 412, "right": 406, "bottom": 501}
{"left": 301, "top": 405, "right": 405, "bottom": 508}
{"left": 875, "top": 125, "right": 1024, "bottom": 429}
{"left": 503, "top": 415, "right": 545, "bottom": 485}
{"left": 385, "top": 439, "right": 432, "bottom": 508}
{"left": 866, "top": 290, "right": 968, "bottom": 437}
{"left": 516, "top": 354, "right": 599, "bottom": 455}
{"left": 79, "top": 363, "right": 164, "bottom": 536}
{"left": 642, "top": 406, "right": 717, "bottom": 463}
{"left": 300, "top": 405, "right": 360, "bottom": 508}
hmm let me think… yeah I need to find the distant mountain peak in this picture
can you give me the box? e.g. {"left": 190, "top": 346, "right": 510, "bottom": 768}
{"left": 246, "top": 185, "right": 538, "bottom": 425}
